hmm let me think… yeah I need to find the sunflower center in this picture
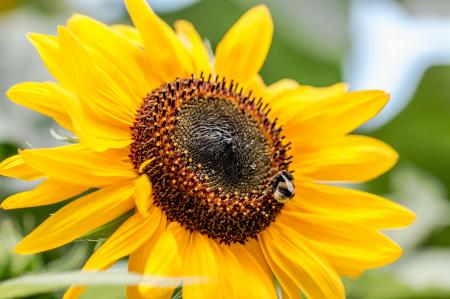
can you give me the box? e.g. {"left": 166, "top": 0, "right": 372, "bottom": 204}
{"left": 174, "top": 97, "right": 270, "bottom": 194}
{"left": 130, "top": 76, "right": 293, "bottom": 244}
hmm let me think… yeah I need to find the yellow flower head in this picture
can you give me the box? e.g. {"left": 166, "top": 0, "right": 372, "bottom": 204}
{"left": 0, "top": 0, "right": 415, "bottom": 298}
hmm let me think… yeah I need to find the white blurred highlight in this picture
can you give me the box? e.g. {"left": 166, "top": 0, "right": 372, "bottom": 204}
{"left": 345, "top": 0, "right": 450, "bottom": 130}
{"left": 147, "top": 0, "right": 199, "bottom": 13}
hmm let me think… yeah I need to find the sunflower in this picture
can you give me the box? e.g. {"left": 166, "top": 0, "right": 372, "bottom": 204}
{"left": 0, "top": 0, "right": 414, "bottom": 298}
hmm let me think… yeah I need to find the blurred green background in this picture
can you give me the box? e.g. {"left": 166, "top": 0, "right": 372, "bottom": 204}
{"left": 0, "top": 0, "right": 449, "bottom": 298}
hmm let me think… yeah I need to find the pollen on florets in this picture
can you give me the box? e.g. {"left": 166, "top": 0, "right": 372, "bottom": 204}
{"left": 130, "top": 75, "right": 293, "bottom": 244}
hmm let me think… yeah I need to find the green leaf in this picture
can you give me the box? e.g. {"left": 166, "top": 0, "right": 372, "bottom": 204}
{"left": 0, "top": 143, "right": 18, "bottom": 161}
{"left": 79, "top": 286, "right": 125, "bottom": 299}
{"left": 171, "top": 287, "right": 182, "bottom": 299}
{"left": 0, "top": 217, "right": 41, "bottom": 279}
{"left": 0, "top": 271, "right": 204, "bottom": 299}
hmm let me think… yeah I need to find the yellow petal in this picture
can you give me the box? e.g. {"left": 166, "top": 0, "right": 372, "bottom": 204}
{"left": 124, "top": 0, "right": 195, "bottom": 82}
{"left": 1, "top": 179, "right": 87, "bottom": 210}
{"left": 67, "top": 14, "right": 158, "bottom": 101}
{"left": 215, "top": 5, "right": 273, "bottom": 83}
{"left": 8, "top": 83, "right": 131, "bottom": 151}
{"left": 243, "top": 74, "right": 267, "bottom": 101}
{"left": 63, "top": 210, "right": 164, "bottom": 299}
{"left": 174, "top": 20, "right": 212, "bottom": 77}
{"left": 27, "top": 33, "right": 69, "bottom": 84}
{"left": 127, "top": 214, "right": 168, "bottom": 299}
{"left": 283, "top": 90, "right": 389, "bottom": 144}
{"left": 279, "top": 211, "right": 404, "bottom": 277}
{"left": 245, "top": 239, "right": 300, "bottom": 299}
{"left": 134, "top": 174, "right": 152, "bottom": 217}
{"left": 52, "top": 83, "right": 132, "bottom": 151}
{"left": 16, "top": 181, "right": 135, "bottom": 254}
{"left": 7, "top": 82, "right": 74, "bottom": 131}
{"left": 273, "top": 261, "right": 301, "bottom": 299}
{"left": 139, "top": 223, "right": 183, "bottom": 298}
{"left": 26, "top": 29, "right": 135, "bottom": 151}
{"left": 294, "top": 135, "right": 398, "bottom": 183}
{"left": 285, "top": 180, "right": 415, "bottom": 229}
{"left": 0, "top": 154, "right": 42, "bottom": 181}
{"left": 58, "top": 26, "right": 136, "bottom": 125}
{"left": 260, "top": 223, "right": 345, "bottom": 299}
{"left": 271, "top": 83, "right": 348, "bottom": 124}
{"left": 266, "top": 79, "right": 299, "bottom": 99}
{"left": 138, "top": 158, "right": 155, "bottom": 174}
{"left": 86, "top": 210, "right": 162, "bottom": 270}
{"left": 125, "top": 290, "right": 145, "bottom": 299}
{"left": 19, "top": 144, "right": 136, "bottom": 187}
{"left": 55, "top": 27, "right": 136, "bottom": 150}
{"left": 182, "top": 232, "right": 219, "bottom": 299}
{"left": 211, "top": 245, "right": 238, "bottom": 298}
{"left": 256, "top": 240, "right": 300, "bottom": 299}
{"left": 244, "top": 239, "right": 272, "bottom": 283}
{"left": 111, "top": 24, "right": 143, "bottom": 46}
{"left": 226, "top": 244, "right": 278, "bottom": 298}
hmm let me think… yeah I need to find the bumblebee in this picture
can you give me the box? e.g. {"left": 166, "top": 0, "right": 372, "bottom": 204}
{"left": 271, "top": 170, "right": 295, "bottom": 203}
